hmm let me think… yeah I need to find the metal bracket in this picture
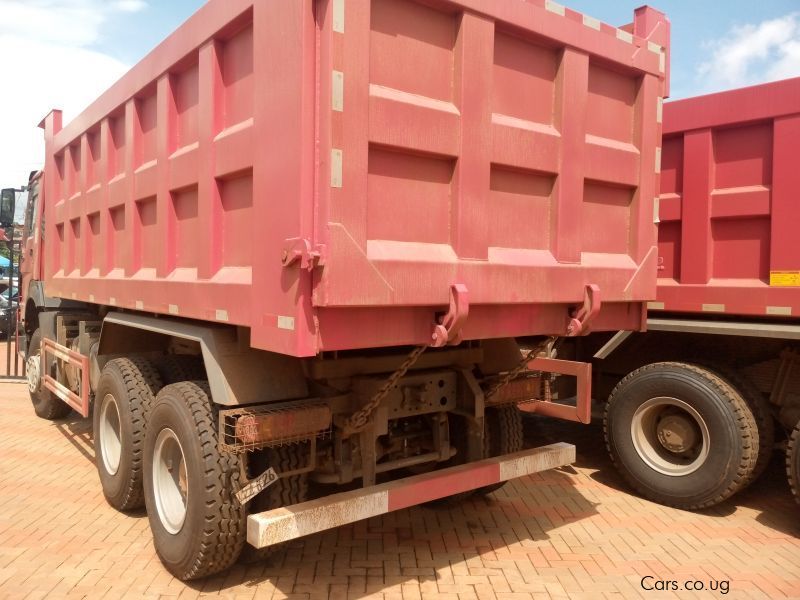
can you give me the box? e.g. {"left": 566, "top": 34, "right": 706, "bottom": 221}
{"left": 517, "top": 357, "right": 592, "bottom": 424}
{"left": 431, "top": 284, "right": 469, "bottom": 348}
{"left": 566, "top": 284, "right": 601, "bottom": 337}
{"left": 281, "top": 238, "right": 325, "bottom": 271}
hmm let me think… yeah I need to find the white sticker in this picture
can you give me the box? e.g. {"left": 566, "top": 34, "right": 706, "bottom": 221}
{"left": 332, "top": 71, "right": 344, "bottom": 112}
{"left": 545, "top": 1, "right": 565, "bottom": 16}
{"left": 278, "top": 316, "right": 295, "bottom": 331}
{"left": 616, "top": 29, "right": 633, "bottom": 44}
{"left": 582, "top": 15, "right": 600, "bottom": 30}
{"left": 331, "top": 149, "right": 343, "bottom": 188}
{"left": 332, "top": 0, "right": 344, "bottom": 33}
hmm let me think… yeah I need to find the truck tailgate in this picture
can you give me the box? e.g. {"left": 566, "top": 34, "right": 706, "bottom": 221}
{"left": 316, "top": 0, "right": 668, "bottom": 308}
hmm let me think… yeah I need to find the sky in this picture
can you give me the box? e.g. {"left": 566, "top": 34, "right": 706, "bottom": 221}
{"left": 1, "top": 0, "right": 799, "bottom": 194}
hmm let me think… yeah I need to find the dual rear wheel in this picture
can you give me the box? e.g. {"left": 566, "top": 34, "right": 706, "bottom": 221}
{"left": 788, "top": 422, "right": 800, "bottom": 505}
{"left": 604, "top": 362, "right": 771, "bottom": 510}
{"left": 92, "top": 356, "right": 305, "bottom": 579}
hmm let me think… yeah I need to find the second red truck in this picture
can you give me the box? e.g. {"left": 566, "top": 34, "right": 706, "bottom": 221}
{"left": 589, "top": 77, "right": 800, "bottom": 509}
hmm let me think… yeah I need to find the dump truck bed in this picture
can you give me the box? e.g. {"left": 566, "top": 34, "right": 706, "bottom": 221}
{"left": 38, "top": 0, "right": 669, "bottom": 356}
{"left": 657, "top": 77, "right": 800, "bottom": 319}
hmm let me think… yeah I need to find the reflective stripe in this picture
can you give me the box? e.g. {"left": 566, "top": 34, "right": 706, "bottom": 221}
{"left": 331, "top": 149, "right": 343, "bottom": 188}
{"left": 247, "top": 443, "right": 574, "bottom": 549}
{"left": 702, "top": 304, "right": 725, "bottom": 312}
{"left": 332, "top": 71, "right": 344, "bottom": 112}
{"left": 582, "top": 15, "right": 600, "bottom": 30}
{"left": 545, "top": 1, "right": 565, "bottom": 16}
{"left": 332, "top": 0, "right": 344, "bottom": 33}
{"left": 616, "top": 29, "right": 633, "bottom": 43}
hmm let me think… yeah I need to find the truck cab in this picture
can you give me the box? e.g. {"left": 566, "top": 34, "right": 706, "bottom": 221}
{"left": 18, "top": 172, "right": 43, "bottom": 347}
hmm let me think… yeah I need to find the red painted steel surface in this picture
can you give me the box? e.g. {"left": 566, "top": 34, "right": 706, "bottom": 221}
{"left": 517, "top": 356, "right": 591, "bottom": 424}
{"left": 41, "top": 338, "right": 90, "bottom": 418}
{"left": 35, "top": 0, "right": 669, "bottom": 357}
{"left": 658, "top": 78, "right": 800, "bottom": 319}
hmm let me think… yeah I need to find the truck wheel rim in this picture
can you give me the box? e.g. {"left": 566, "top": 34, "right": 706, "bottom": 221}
{"left": 26, "top": 354, "right": 41, "bottom": 394}
{"left": 99, "top": 394, "right": 123, "bottom": 476}
{"left": 152, "top": 427, "right": 188, "bottom": 534}
{"left": 630, "top": 397, "right": 710, "bottom": 476}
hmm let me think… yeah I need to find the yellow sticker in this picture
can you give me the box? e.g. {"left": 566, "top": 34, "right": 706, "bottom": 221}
{"left": 770, "top": 271, "right": 800, "bottom": 287}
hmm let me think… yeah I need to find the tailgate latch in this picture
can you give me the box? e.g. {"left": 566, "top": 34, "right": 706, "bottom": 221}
{"left": 281, "top": 238, "right": 325, "bottom": 271}
{"left": 566, "top": 284, "right": 601, "bottom": 336}
{"left": 431, "top": 284, "right": 469, "bottom": 347}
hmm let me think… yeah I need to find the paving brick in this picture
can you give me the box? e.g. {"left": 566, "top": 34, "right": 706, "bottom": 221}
{"left": 0, "top": 381, "right": 798, "bottom": 599}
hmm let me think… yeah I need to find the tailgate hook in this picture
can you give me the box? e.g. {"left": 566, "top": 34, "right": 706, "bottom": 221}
{"left": 566, "top": 284, "right": 601, "bottom": 337}
{"left": 281, "top": 238, "right": 325, "bottom": 271}
{"left": 431, "top": 284, "right": 469, "bottom": 348}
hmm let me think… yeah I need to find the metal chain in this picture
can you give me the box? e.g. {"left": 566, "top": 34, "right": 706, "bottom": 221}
{"left": 484, "top": 336, "right": 557, "bottom": 399}
{"left": 343, "top": 345, "right": 427, "bottom": 435}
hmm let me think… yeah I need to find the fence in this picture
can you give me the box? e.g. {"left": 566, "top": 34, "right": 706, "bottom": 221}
{"left": 1, "top": 237, "right": 22, "bottom": 379}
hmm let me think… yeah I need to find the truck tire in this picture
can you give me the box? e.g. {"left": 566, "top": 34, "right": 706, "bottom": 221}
{"left": 239, "top": 443, "right": 309, "bottom": 564}
{"left": 27, "top": 329, "right": 71, "bottom": 420}
{"left": 475, "top": 405, "right": 524, "bottom": 496}
{"left": 143, "top": 381, "right": 245, "bottom": 580}
{"left": 158, "top": 355, "right": 206, "bottom": 384}
{"left": 433, "top": 405, "right": 525, "bottom": 505}
{"left": 94, "top": 357, "right": 163, "bottom": 511}
{"left": 788, "top": 422, "right": 800, "bottom": 505}
{"left": 697, "top": 364, "right": 775, "bottom": 485}
{"left": 604, "top": 362, "right": 758, "bottom": 510}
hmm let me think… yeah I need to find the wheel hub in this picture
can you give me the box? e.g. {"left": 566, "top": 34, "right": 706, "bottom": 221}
{"left": 153, "top": 427, "right": 189, "bottom": 535}
{"left": 630, "top": 396, "right": 710, "bottom": 477}
{"left": 26, "top": 354, "right": 41, "bottom": 394}
{"left": 657, "top": 414, "right": 697, "bottom": 453}
{"left": 99, "top": 394, "right": 123, "bottom": 476}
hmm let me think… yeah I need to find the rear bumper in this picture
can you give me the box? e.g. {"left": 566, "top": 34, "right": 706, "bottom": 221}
{"left": 247, "top": 442, "right": 575, "bottom": 549}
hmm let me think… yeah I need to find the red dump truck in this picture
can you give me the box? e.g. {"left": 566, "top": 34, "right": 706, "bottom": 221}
{"left": 7, "top": 0, "right": 669, "bottom": 579}
{"left": 587, "top": 77, "right": 800, "bottom": 508}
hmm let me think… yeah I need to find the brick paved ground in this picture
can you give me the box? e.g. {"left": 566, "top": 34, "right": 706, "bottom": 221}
{"left": 0, "top": 338, "right": 23, "bottom": 378}
{"left": 1, "top": 379, "right": 799, "bottom": 600}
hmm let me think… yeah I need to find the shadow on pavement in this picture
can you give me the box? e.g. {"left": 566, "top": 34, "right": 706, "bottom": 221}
{"left": 52, "top": 411, "right": 94, "bottom": 464}
{"left": 702, "top": 455, "right": 800, "bottom": 538}
{"left": 524, "top": 411, "right": 800, "bottom": 540}
{"left": 182, "top": 419, "right": 598, "bottom": 595}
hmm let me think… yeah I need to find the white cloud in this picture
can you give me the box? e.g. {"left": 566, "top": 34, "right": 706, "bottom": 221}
{"left": 0, "top": 1, "right": 149, "bottom": 193}
{"left": 114, "top": 0, "right": 147, "bottom": 13}
{"left": 697, "top": 13, "right": 800, "bottom": 93}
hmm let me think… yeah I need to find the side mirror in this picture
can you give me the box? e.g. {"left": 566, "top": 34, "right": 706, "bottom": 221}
{"left": 0, "top": 189, "right": 15, "bottom": 228}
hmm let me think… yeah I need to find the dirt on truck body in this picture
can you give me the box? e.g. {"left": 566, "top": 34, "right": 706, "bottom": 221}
{"left": 8, "top": 0, "right": 669, "bottom": 579}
